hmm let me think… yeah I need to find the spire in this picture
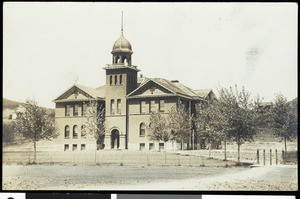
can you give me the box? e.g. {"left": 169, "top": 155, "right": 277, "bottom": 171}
{"left": 121, "top": 11, "right": 124, "bottom": 36}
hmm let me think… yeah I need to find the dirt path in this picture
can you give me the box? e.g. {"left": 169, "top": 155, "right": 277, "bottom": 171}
{"left": 81, "top": 165, "right": 298, "bottom": 190}
{"left": 3, "top": 164, "right": 297, "bottom": 190}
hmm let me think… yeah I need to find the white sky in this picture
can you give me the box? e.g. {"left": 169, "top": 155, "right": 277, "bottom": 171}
{"left": 3, "top": 2, "right": 298, "bottom": 108}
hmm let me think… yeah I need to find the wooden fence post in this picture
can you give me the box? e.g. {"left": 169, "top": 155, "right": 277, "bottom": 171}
{"left": 256, "top": 149, "right": 260, "bottom": 165}
{"left": 270, "top": 149, "right": 272, "bottom": 165}
{"left": 275, "top": 149, "right": 278, "bottom": 165}
{"left": 282, "top": 149, "right": 285, "bottom": 164}
{"left": 263, "top": 149, "right": 265, "bottom": 165}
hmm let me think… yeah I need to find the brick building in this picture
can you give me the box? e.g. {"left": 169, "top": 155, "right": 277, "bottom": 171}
{"left": 53, "top": 28, "right": 215, "bottom": 151}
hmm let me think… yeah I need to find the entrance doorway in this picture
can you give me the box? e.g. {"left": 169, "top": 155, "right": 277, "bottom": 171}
{"left": 111, "top": 129, "right": 120, "bottom": 149}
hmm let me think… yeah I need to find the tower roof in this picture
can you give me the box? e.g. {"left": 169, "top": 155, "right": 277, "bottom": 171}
{"left": 112, "top": 35, "right": 133, "bottom": 53}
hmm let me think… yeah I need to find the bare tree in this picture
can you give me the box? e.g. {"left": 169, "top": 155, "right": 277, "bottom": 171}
{"left": 14, "top": 99, "right": 58, "bottom": 163}
{"left": 270, "top": 93, "right": 297, "bottom": 152}
{"left": 168, "top": 101, "right": 193, "bottom": 150}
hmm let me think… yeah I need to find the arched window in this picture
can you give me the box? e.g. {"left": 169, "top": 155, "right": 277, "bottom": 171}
{"left": 124, "top": 58, "right": 128, "bottom": 65}
{"left": 73, "top": 125, "right": 78, "bottom": 139}
{"left": 115, "top": 75, "right": 118, "bottom": 85}
{"left": 110, "top": 75, "right": 112, "bottom": 85}
{"left": 120, "top": 75, "right": 123, "bottom": 84}
{"left": 64, "top": 125, "right": 70, "bottom": 138}
{"left": 140, "top": 122, "right": 146, "bottom": 136}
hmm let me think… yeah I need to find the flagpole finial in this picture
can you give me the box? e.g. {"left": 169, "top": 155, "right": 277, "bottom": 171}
{"left": 121, "top": 11, "right": 124, "bottom": 35}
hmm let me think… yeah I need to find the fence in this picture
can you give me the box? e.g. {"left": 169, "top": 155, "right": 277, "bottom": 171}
{"left": 173, "top": 148, "right": 289, "bottom": 165}
{"left": 5, "top": 148, "right": 294, "bottom": 166}
{"left": 3, "top": 150, "right": 235, "bottom": 167}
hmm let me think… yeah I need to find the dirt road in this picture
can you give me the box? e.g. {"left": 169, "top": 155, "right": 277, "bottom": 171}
{"left": 2, "top": 164, "right": 297, "bottom": 190}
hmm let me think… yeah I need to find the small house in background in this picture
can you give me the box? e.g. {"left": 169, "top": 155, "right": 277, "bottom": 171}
{"left": 8, "top": 105, "right": 26, "bottom": 120}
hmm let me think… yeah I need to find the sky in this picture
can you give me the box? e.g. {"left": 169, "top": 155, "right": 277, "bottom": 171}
{"left": 3, "top": 2, "right": 298, "bottom": 108}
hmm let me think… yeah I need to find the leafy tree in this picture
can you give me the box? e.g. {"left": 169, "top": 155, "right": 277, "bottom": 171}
{"left": 168, "top": 101, "right": 193, "bottom": 150}
{"left": 270, "top": 94, "right": 297, "bottom": 151}
{"left": 147, "top": 111, "right": 170, "bottom": 144}
{"left": 195, "top": 100, "right": 230, "bottom": 160}
{"left": 82, "top": 100, "right": 107, "bottom": 150}
{"left": 2, "top": 122, "right": 16, "bottom": 143}
{"left": 14, "top": 99, "right": 58, "bottom": 163}
{"left": 218, "top": 86, "right": 259, "bottom": 163}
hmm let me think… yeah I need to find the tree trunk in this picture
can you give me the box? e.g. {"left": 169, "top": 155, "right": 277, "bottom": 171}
{"left": 172, "top": 140, "right": 174, "bottom": 151}
{"left": 237, "top": 144, "right": 240, "bottom": 163}
{"left": 284, "top": 137, "right": 287, "bottom": 152}
{"left": 33, "top": 141, "right": 37, "bottom": 163}
{"left": 224, "top": 139, "right": 227, "bottom": 161}
{"left": 95, "top": 147, "right": 97, "bottom": 164}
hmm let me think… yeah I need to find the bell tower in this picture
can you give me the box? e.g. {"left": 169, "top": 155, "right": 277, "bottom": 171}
{"left": 103, "top": 12, "right": 140, "bottom": 149}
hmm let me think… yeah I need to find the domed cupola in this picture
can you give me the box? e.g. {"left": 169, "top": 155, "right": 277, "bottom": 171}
{"left": 112, "top": 35, "right": 133, "bottom": 53}
{"left": 112, "top": 33, "right": 133, "bottom": 66}
{"left": 111, "top": 12, "right": 133, "bottom": 66}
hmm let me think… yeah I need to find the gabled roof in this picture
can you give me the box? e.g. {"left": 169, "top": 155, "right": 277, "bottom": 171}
{"left": 53, "top": 84, "right": 105, "bottom": 102}
{"left": 172, "top": 81, "right": 201, "bottom": 99}
{"left": 127, "top": 78, "right": 205, "bottom": 100}
{"left": 193, "top": 89, "right": 213, "bottom": 99}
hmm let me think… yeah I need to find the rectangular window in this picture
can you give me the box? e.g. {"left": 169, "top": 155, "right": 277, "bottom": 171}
{"left": 140, "top": 101, "right": 146, "bottom": 113}
{"left": 72, "top": 144, "right": 77, "bottom": 151}
{"left": 149, "top": 143, "right": 154, "bottom": 150}
{"left": 78, "top": 103, "right": 82, "bottom": 116}
{"left": 81, "top": 144, "right": 86, "bottom": 151}
{"left": 83, "top": 103, "right": 87, "bottom": 116}
{"left": 120, "top": 75, "right": 123, "bottom": 84}
{"left": 150, "top": 100, "right": 156, "bottom": 112}
{"left": 65, "top": 105, "right": 71, "bottom": 116}
{"left": 64, "top": 144, "right": 69, "bottom": 151}
{"left": 139, "top": 143, "right": 145, "bottom": 151}
{"left": 111, "top": 99, "right": 115, "bottom": 115}
{"left": 159, "top": 143, "right": 164, "bottom": 150}
{"left": 115, "top": 75, "right": 118, "bottom": 85}
{"left": 159, "top": 100, "right": 165, "bottom": 112}
{"left": 74, "top": 104, "right": 79, "bottom": 116}
{"left": 117, "top": 99, "right": 121, "bottom": 114}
